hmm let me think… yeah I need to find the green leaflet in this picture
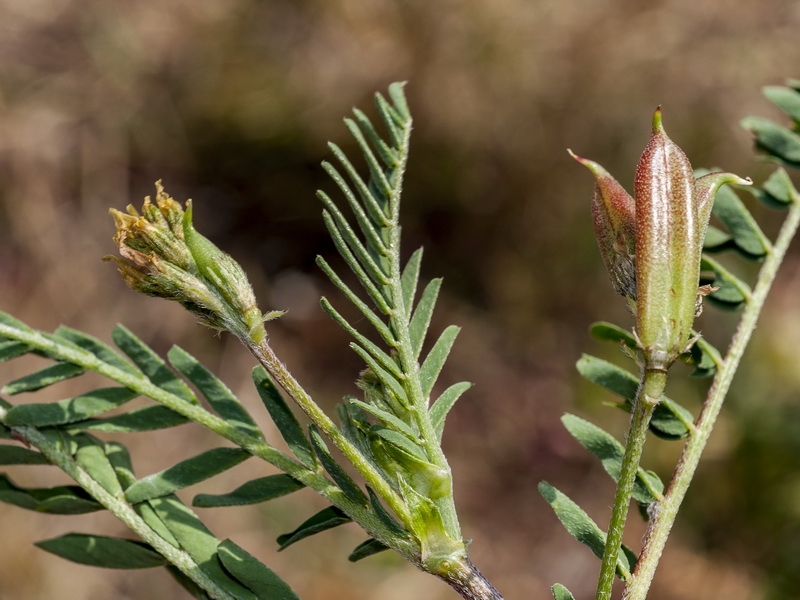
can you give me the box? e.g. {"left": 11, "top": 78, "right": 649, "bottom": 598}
{"left": 217, "top": 540, "right": 300, "bottom": 600}
{"left": 764, "top": 85, "right": 800, "bottom": 123}
{"left": 0, "top": 340, "right": 30, "bottom": 362}
{"left": 321, "top": 206, "right": 389, "bottom": 290}
{"left": 688, "top": 336, "right": 722, "bottom": 379}
{"left": 740, "top": 115, "right": 800, "bottom": 168}
{"left": 4, "top": 387, "right": 138, "bottom": 427}
{"left": 430, "top": 381, "right": 473, "bottom": 440}
{"left": 168, "top": 346, "right": 262, "bottom": 440}
{"left": 316, "top": 259, "right": 396, "bottom": 346}
{"left": 166, "top": 565, "right": 214, "bottom": 600}
{"left": 408, "top": 278, "right": 443, "bottom": 359}
{"left": 753, "top": 167, "right": 798, "bottom": 209}
{"left": 538, "top": 481, "right": 635, "bottom": 580}
{"left": 277, "top": 506, "right": 352, "bottom": 551}
{"left": 372, "top": 426, "right": 427, "bottom": 461}
{"left": 367, "top": 486, "right": 407, "bottom": 536}
{"left": 710, "top": 184, "right": 771, "bottom": 258}
{"left": 125, "top": 448, "right": 251, "bottom": 504}
{"left": 551, "top": 584, "right": 576, "bottom": 600}
{"left": 112, "top": 325, "right": 197, "bottom": 405}
{"left": 320, "top": 209, "right": 391, "bottom": 317}
{"left": 419, "top": 325, "right": 460, "bottom": 398}
{"left": 137, "top": 501, "right": 179, "bottom": 547}
{"left": 704, "top": 225, "right": 733, "bottom": 250}
{"left": 193, "top": 474, "right": 304, "bottom": 508}
{"left": 350, "top": 345, "right": 409, "bottom": 407}
{"left": 35, "top": 534, "right": 166, "bottom": 569}
{"left": 75, "top": 437, "right": 124, "bottom": 496}
{"left": 701, "top": 255, "right": 751, "bottom": 309}
{"left": 0, "top": 445, "right": 49, "bottom": 465}
{"left": 3, "top": 362, "right": 85, "bottom": 394}
{"left": 576, "top": 355, "right": 694, "bottom": 440}
{"left": 320, "top": 298, "right": 402, "bottom": 378}
{"left": 105, "top": 441, "right": 137, "bottom": 490}
{"left": 348, "top": 538, "right": 389, "bottom": 562}
{"left": 308, "top": 425, "right": 368, "bottom": 505}
{"left": 0, "top": 474, "right": 103, "bottom": 514}
{"left": 252, "top": 366, "right": 316, "bottom": 468}
{"left": 148, "top": 495, "right": 255, "bottom": 600}
{"left": 561, "top": 414, "right": 663, "bottom": 507}
{"left": 589, "top": 322, "right": 637, "bottom": 349}
{"left": 349, "top": 399, "right": 418, "bottom": 440}
{"left": 400, "top": 248, "right": 424, "bottom": 320}
{"left": 68, "top": 405, "right": 189, "bottom": 433}
{"left": 0, "top": 311, "right": 33, "bottom": 334}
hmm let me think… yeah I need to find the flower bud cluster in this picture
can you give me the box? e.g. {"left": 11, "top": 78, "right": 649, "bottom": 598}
{"left": 105, "top": 181, "right": 278, "bottom": 344}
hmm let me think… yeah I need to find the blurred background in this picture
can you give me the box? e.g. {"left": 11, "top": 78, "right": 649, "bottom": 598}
{"left": 1, "top": 0, "right": 800, "bottom": 598}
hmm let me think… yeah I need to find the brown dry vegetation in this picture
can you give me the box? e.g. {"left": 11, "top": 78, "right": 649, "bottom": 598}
{"left": 1, "top": 0, "right": 800, "bottom": 598}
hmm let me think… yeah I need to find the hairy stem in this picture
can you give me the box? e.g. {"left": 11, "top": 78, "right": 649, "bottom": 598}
{"left": 437, "top": 558, "right": 506, "bottom": 600}
{"left": 622, "top": 198, "right": 800, "bottom": 600}
{"left": 596, "top": 370, "right": 664, "bottom": 600}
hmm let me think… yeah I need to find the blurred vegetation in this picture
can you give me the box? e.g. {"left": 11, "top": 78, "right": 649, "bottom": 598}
{"left": 1, "top": 0, "right": 800, "bottom": 598}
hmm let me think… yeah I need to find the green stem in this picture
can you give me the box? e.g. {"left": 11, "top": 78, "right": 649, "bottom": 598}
{"left": 250, "top": 341, "right": 413, "bottom": 528}
{"left": 0, "top": 407, "right": 238, "bottom": 600}
{"left": 622, "top": 198, "right": 800, "bottom": 600}
{"left": 596, "top": 369, "right": 665, "bottom": 600}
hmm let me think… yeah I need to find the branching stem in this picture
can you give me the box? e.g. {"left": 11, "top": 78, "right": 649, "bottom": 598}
{"left": 622, "top": 198, "right": 800, "bottom": 600}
